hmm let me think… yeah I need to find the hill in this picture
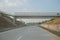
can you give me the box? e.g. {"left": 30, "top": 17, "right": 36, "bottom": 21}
{"left": 40, "top": 18, "right": 60, "bottom": 38}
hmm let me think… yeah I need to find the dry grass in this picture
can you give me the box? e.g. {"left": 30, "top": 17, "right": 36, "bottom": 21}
{"left": 40, "top": 18, "right": 60, "bottom": 38}
{"left": 43, "top": 18, "right": 60, "bottom": 24}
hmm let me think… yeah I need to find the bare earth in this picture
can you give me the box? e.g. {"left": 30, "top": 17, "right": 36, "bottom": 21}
{"left": 40, "top": 18, "right": 60, "bottom": 39}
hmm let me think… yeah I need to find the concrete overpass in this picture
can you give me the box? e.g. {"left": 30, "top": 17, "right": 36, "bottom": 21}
{"left": 1, "top": 12, "right": 60, "bottom": 18}
{"left": 0, "top": 12, "right": 60, "bottom": 24}
{"left": 1, "top": 12, "right": 59, "bottom": 19}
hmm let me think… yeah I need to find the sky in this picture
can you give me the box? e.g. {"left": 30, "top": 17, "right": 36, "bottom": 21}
{"left": 0, "top": 0, "right": 60, "bottom": 14}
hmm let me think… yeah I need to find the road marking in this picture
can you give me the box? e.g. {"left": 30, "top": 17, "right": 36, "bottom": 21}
{"left": 17, "top": 36, "right": 23, "bottom": 40}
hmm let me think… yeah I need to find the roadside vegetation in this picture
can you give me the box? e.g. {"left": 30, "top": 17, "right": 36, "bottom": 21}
{"left": 40, "top": 18, "right": 60, "bottom": 39}
{"left": 38, "top": 19, "right": 55, "bottom": 24}
{"left": 0, "top": 12, "right": 25, "bottom": 31}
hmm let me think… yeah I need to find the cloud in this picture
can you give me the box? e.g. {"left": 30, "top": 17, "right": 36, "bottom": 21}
{"left": 0, "top": 0, "right": 18, "bottom": 8}
{"left": 0, "top": 0, "right": 30, "bottom": 13}
{"left": 22, "top": 0, "right": 28, "bottom": 3}
{"left": 0, "top": 2, "right": 17, "bottom": 8}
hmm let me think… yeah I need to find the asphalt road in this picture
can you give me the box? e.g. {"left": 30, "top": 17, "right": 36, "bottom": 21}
{"left": 0, "top": 25, "right": 57, "bottom": 40}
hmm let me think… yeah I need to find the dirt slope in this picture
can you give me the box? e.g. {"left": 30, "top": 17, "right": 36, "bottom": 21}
{"left": 40, "top": 18, "right": 60, "bottom": 38}
{"left": 0, "top": 16, "right": 15, "bottom": 30}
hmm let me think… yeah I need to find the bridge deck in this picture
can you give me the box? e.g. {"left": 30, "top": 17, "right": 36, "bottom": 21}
{"left": 14, "top": 16, "right": 60, "bottom": 18}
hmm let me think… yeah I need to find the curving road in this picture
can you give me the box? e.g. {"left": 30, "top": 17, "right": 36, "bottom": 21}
{"left": 0, "top": 25, "right": 57, "bottom": 40}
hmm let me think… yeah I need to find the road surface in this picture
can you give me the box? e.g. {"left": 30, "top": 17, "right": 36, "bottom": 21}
{"left": 0, "top": 25, "right": 57, "bottom": 40}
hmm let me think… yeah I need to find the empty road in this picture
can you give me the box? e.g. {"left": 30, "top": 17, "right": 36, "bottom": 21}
{"left": 0, "top": 24, "right": 57, "bottom": 40}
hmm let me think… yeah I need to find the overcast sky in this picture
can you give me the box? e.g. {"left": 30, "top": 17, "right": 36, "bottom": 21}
{"left": 0, "top": 0, "right": 60, "bottom": 14}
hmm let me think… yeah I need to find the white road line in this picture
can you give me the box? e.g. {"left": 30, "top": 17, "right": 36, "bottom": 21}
{"left": 17, "top": 36, "right": 23, "bottom": 40}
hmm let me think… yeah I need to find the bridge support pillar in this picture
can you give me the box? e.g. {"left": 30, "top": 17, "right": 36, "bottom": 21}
{"left": 13, "top": 16, "right": 16, "bottom": 24}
